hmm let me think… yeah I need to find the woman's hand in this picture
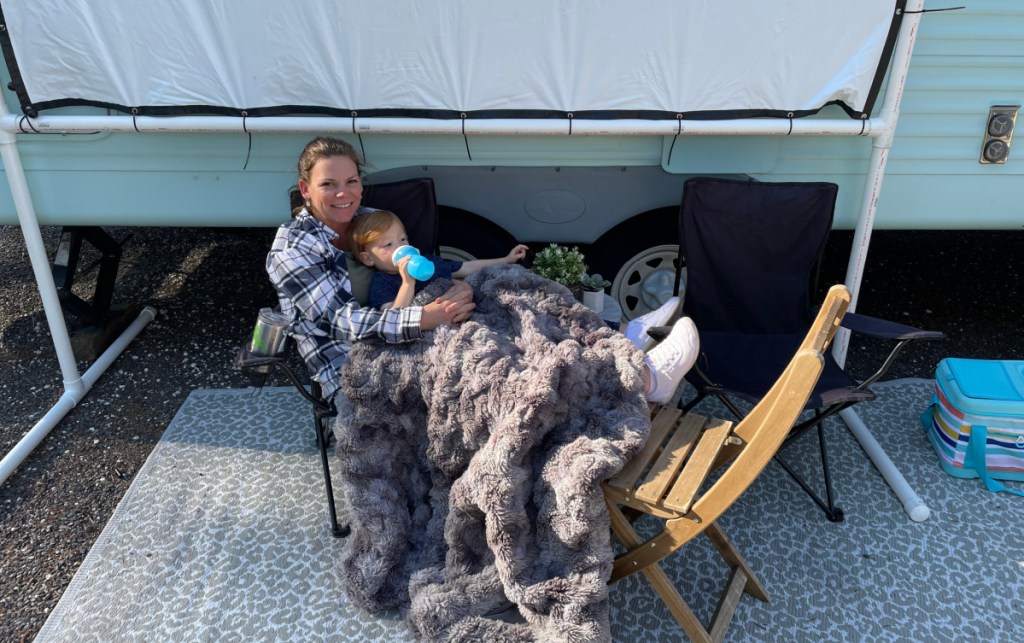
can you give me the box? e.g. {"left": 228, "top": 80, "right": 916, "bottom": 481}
{"left": 420, "top": 280, "right": 476, "bottom": 330}
{"left": 506, "top": 244, "right": 529, "bottom": 264}
{"left": 442, "top": 278, "right": 473, "bottom": 301}
{"left": 439, "top": 280, "right": 475, "bottom": 322}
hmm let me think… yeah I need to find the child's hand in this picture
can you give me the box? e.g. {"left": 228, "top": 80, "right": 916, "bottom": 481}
{"left": 506, "top": 244, "right": 529, "bottom": 264}
{"left": 397, "top": 256, "right": 416, "bottom": 285}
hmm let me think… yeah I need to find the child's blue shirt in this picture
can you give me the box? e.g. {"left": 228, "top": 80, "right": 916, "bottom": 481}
{"left": 368, "top": 254, "right": 464, "bottom": 307}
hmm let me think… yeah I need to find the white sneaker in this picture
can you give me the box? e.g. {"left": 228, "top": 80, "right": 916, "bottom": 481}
{"left": 645, "top": 317, "right": 700, "bottom": 404}
{"left": 624, "top": 296, "right": 681, "bottom": 351}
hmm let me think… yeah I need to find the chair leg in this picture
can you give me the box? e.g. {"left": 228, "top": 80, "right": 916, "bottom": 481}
{"left": 314, "top": 412, "right": 350, "bottom": 538}
{"left": 814, "top": 421, "right": 842, "bottom": 521}
{"left": 715, "top": 393, "right": 746, "bottom": 422}
{"left": 773, "top": 408, "right": 846, "bottom": 522}
{"left": 643, "top": 560, "right": 713, "bottom": 643}
{"left": 704, "top": 523, "right": 769, "bottom": 602}
{"left": 773, "top": 446, "right": 845, "bottom": 522}
{"left": 606, "top": 500, "right": 712, "bottom": 642}
{"left": 680, "top": 389, "right": 707, "bottom": 414}
{"left": 710, "top": 566, "right": 752, "bottom": 642}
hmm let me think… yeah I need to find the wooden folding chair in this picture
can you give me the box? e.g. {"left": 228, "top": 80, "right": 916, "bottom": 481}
{"left": 603, "top": 284, "right": 851, "bottom": 642}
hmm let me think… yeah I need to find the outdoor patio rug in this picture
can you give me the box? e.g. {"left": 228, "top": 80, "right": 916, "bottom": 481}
{"left": 34, "top": 380, "right": 1024, "bottom": 642}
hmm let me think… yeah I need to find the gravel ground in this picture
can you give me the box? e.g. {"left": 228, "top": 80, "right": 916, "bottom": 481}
{"left": 0, "top": 223, "right": 1021, "bottom": 641}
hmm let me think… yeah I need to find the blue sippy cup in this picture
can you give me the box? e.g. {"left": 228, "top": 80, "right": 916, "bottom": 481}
{"left": 392, "top": 245, "right": 435, "bottom": 281}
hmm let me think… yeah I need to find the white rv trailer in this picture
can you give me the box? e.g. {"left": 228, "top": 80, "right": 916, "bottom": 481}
{"left": 1, "top": 1, "right": 1021, "bottom": 518}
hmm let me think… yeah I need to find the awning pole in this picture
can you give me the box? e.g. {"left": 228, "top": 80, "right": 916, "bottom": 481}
{"left": 835, "top": 0, "right": 931, "bottom": 522}
{"left": 0, "top": 128, "right": 83, "bottom": 391}
{"left": 0, "top": 98, "right": 157, "bottom": 487}
{"left": 2, "top": 113, "right": 879, "bottom": 137}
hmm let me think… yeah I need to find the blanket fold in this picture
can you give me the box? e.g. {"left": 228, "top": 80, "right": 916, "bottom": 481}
{"left": 335, "top": 265, "right": 650, "bottom": 642}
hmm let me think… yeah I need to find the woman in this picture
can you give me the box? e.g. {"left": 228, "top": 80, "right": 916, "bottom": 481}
{"left": 265, "top": 136, "right": 475, "bottom": 405}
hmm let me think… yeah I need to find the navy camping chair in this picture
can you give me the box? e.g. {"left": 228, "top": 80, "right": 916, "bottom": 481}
{"left": 238, "top": 177, "right": 440, "bottom": 537}
{"left": 672, "top": 177, "right": 944, "bottom": 521}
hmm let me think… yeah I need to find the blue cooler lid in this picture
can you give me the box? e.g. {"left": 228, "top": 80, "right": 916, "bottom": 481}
{"left": 939, "top": 358, "right": 1024, "bottom": 416}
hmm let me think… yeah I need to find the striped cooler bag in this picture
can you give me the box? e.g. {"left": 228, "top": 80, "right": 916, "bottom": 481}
{"left": 920, "top": 358, "right": 1024, "bottom": 496}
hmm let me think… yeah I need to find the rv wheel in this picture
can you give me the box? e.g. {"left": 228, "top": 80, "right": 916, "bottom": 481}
{"left": 590, "top": 209, "right": 683, "bottom": 321}
{"left": 609, "top": 244, "right": 683, "bottom": 321}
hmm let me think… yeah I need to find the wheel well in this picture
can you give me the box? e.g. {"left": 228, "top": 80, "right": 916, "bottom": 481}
{"left": 438, "top": 206, "right": 518, "bottom": 260}
{"left": 589, "top": 207, "right": 679, "bottom": 276}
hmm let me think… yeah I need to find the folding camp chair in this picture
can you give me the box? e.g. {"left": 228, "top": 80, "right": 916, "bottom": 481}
{"left": 605, "top": 284, "right": 851, "bottom": 642}
{"left": 673, "top": 177, "right": 943, "bottom": 522}
{"left": 237, "top": 177, "right": 440, "bottom": 538}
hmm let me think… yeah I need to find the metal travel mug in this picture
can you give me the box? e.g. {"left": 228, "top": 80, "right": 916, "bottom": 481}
{"left": 250, "top": 308, "right": 289, "bottom": 356}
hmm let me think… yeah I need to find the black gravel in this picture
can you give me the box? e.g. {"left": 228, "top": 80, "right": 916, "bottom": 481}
{"left": 0, "top": 224, "right": 1021, "bottom": 641}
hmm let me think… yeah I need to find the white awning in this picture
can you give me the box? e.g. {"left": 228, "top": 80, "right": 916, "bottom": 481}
{"left": 1, "top": 0, "right": 903, "bottom": 120}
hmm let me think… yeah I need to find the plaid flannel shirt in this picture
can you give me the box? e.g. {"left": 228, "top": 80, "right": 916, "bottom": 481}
{"left": 265, "top": 208, "right": 422, "bottom": 400}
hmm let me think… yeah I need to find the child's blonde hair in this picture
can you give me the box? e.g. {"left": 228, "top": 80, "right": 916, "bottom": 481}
{"left": 347, "top": 210, "right": 404, "bottom": 255}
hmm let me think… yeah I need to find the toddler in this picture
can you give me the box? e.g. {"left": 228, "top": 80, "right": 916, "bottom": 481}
{"left": 348, "top": 210, "right": 528, "bottom": 308}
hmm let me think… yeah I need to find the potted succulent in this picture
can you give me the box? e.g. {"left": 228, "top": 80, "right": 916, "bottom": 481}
{"left": 579, "top": 273, "right": 611, "bottom": 313}
{"left": 530, "top": 243, "right": 588, "bottom": 299}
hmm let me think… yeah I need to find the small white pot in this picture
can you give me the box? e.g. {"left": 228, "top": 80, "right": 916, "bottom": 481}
{"left": 581, "top": 289, "right": 604, "bottom": 313}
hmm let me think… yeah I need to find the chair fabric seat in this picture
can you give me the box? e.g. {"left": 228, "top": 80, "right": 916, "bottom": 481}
{"left": 690, "top": 330, "right": 876, "bottom": 409}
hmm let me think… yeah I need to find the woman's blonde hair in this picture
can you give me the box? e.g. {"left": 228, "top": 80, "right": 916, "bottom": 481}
{"left": 347, "top": 210, "right": 404, "bottom": 256}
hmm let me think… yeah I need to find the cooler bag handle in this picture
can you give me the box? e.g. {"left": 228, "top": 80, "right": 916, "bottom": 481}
{"left": 919, "top": 395, "right": 938, "bottom": 432}
{"left": 965, "top": 425, "right": 1024, "bottom": 497}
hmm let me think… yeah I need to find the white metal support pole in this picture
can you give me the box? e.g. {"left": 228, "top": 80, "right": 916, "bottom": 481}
{"left": 0, "top": 98, "right": 157, "bottom": 486}
{"left": 0, "top": 129, "right": 83, "bottom": 389}
{"left": 8, "top": 113, "right": 876, "bottom": 137}
{"left": 833, "top": 0, "right": 930, "bottom": 522}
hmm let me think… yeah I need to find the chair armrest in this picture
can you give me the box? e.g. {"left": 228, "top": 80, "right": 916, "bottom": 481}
{"left": 651, "top": 315, "right": 944, "bottom": 343}
{"left": 840, "top": 312, "right": 945, "bottom": 342}
{"left": 235, "top": 342, "right": 328, "bottom": 410}
{"left": 840, "top": 312, "right": 945, "bottom": 390}
{"left": 236, "top": 342, "right": 292, "bottom": 370}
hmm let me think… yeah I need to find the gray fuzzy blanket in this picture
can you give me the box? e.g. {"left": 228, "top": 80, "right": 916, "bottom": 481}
{"left": 334, "top": 265, "right": 650, "bottom": 642}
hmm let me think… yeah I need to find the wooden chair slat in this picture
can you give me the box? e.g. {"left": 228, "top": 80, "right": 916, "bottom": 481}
{"left": 663, "top": 418, "right": 733, "bottom": 513}
{"left": 634, "top": 412, "right": 706, "bottom": 504}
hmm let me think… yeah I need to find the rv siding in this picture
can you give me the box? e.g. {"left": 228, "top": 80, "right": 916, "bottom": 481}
{"left": 771, "top": 2, "right": 1024, "bottom": 228}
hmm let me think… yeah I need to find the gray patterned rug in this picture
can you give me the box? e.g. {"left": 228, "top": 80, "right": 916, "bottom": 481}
{"left": 34, "top": 380, "right": 1024, "bottom": 642}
